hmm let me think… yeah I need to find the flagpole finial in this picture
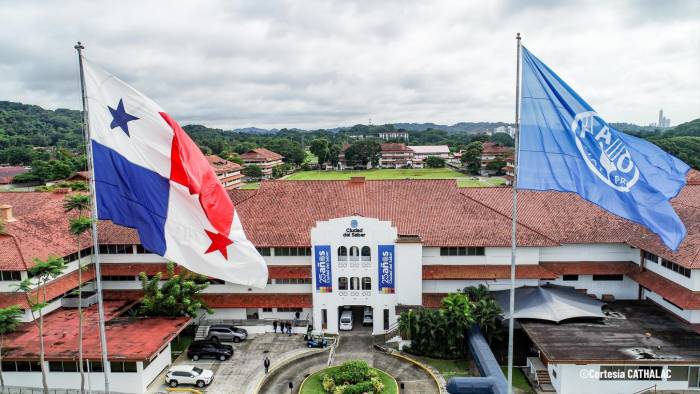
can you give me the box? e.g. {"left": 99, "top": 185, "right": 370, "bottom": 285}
{"left": 74, "top": 41, "right": 84, "bottom": 51}
{"left": 516, "top": 32, "right": 521, "bottom": 40}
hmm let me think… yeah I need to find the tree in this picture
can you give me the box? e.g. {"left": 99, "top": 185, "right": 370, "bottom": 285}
{"left": 486, "top": 154, "right": 508, "bottom": 175}
{"left": 138, "top": 262, "right": 211, "bottom": 318}
{"left": 242, "top": 165, "right": 264, "bottom": 180}
{"left": 328, "top": 144, "right": 342, "bottom": 167}
{"left": 64, "top": 194, "right": 92, "bottom": 393}
{"left": 425, "top": 156, "right": 445, "bottom": 168}
{"left": 490, "top": 132, "right": 514, "bottom": 147}
{"left": 0, "top": 305, "right": 22, "bottom": 391}
{"left": 15, "top": 256, "right": 66, "bottom": 394}
{"left": 309, "top": 138, "right": 330, "bottom": 166}
{"left": 343, "top": 140, "right": 381, "bottom": 167}
{"left": 461, "top": 141, "right": 483, "bottom": 174}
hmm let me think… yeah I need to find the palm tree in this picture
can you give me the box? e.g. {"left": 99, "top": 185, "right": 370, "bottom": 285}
{"left": 463, "top": 284, "right": 491, "bottom": 302}
{"left": 15, "top": 256, "right": 66, "bottom": 394}
{"left": 64, "top": 194, "right": 91, "bottom": 393}
{"left": 0, "top": 305, "right": 23, "bottom": 391}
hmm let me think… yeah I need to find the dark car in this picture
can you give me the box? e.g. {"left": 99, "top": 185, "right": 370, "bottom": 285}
{"left": 206, "top": 324, "right": 248, "bottom": 343}
{"left": 187, "top": 340, "right": 234, "bottom": 361}
{"left": 307, "top": 336, "right": 328, "bottom": 348}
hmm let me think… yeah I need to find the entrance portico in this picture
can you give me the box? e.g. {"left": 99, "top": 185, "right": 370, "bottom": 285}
{"left": 310, "top": 216, "right": 422, "bottom": 334}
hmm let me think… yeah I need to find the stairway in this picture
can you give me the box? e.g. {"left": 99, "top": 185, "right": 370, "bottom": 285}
{"left": 536, "top": 369, "right": 552, "bottom": 386}
{"left": 195, "top": 325, "right": 209, "bottom": 341}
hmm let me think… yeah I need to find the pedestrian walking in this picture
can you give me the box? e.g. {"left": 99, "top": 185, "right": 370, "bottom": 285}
{"left": 287, "top": 321, "right": 292, "bottom": 336}
{"left": 273, "top": 320, "right": 277, "bottom": 333}
{"left": 264, "top": 356, "right": 270, "bottom": 374}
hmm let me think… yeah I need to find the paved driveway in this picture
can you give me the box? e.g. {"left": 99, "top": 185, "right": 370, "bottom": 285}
{"left": 147, "top": 333, "right": 308, "bottom": 393}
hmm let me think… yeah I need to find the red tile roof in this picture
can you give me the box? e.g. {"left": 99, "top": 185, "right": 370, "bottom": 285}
{"left": 540, "top": 261, "right": 638, "bottom": 275}
{"left": 0, "top": 266, "right": 96, "bottom": 309}
{"left": 206, "top": 155, "right": 242, "bottom": 174}
{"left": 202, "top": 293, "right": 312, "bottom": 308}
{"left": 2, "top": 301, "right": 190, "bottom": 362}
{"left": 0, "top": 167, "right": 29, "bottom": 184}
{"left": 422, "top": 264, "right": 556, "bottom": 280}
{"left": 232, "top": 180, "right": 557, "bottom": 248}
{"left": 628, "top": 269, "right": 700, "bottom": 309}
{"left": 240, "top": 148, "right": 284, "bottom": 162}
{"left": 381, "top": 143, "right": 412, "bottom": 152}
{"left": 481, "top": 142, "right": 513, "bottom": 155}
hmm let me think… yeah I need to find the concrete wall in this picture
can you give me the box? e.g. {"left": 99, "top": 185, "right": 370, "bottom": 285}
{"left": 642, "top": 288, "right": 700, "bottom": 324}
{"left": 543, "top": 275, "right": 639, "bottom": 300}
{"left": 540, "top": 243, "right": 639, "bottom": 262}
{"left": 140, "top": 343, "right": 172, "bottom": 391}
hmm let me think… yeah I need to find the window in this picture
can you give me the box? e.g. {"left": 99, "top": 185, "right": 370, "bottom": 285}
{"left": 592, "top": 274, "right": 623, "bottom": 281}
{"left": 256, "top": 247, "right": 271, "bottom": 256}
{"left": 136, "top": 244, "right": 149, "bottom": 254}
{"left": 84, "top": 360, "right": 103, "bottom": 372}
{"left": 50, "top": 361, "right": 78, "bottom": 372}
{"left": 361, "top": 246, "right": 371, "bottom": 261}
{"left": 110, "top": 361, "right": 137, "bottom": 373}
{"left": 562, "top": 275, "right": 579, "bottom": 281}
{"left": 99, "top": 244, "right": 133, "bottom": 254}
{"left": 0, "top": 271, "right": 21, "bottom": 281}
{"left": 439, "top": 247, "right": 485, "bottom": 256}
{"left": 362, "top": 277, "right": 371, "bottom": 290}
{"left": 276, "top": 278, "right": 312, "bottom": 285}
{"left": 642, "top": 250, "right": 658, "bottom": 263}
{"left": 338, "top": 277, "right": 348, "bottom": 290}
{"left": 274, "top": 247, "right": 312, "bottom": 256}
{"left": 349, "top": 246, "right": 360, "bottom": 261}
{"left": 8, "top": 361, "right": 41, "bottom": 372}
{"left": 262, "top": 308, "right": 272, "bottom": 312}
{"left": 663, "top": 297, "right": 684, "bottom": 310}
{"left": 350, "top": 277, "right": 359, "bottom": 290}
{"left": 102, "top": 275, "right": 136, "bottom": 281}
{"left": 277, "top": 308, "right": 302, "bottom": 313}
{"left": 668, "top": 366, "right": 689, "bottom": 381}
{"left": 207, "top": 278, "right": 225, "bottom": 285}
{"left": 661, "top": 259, "right": 691, "bottom": 278}
{"left": 338, "top": 246, "right": 348, "bottom": 261}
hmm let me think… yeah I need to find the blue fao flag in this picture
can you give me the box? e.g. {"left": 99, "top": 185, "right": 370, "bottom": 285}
{"left": 378, "top": 245, "right": 395, "bottom": 294}
{"left": 314, "top": 245, "right": 332, "bottom": 292}
{"left": 518, "top": 47, "right": 690, "bottom": 251}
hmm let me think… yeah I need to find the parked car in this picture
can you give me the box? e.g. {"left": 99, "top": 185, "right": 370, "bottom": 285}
{"left": 339, "top": 310, "right": 353, "bottom": 331}
{"left": 307, "top": 336, "right": 328, "bottom": 348}
{"left": 363, "top": 306, "right": 373, "bottom": 326}
{"left": 165, "top": 365, "right": 214, "bottom": 388}
{"left": 187, "top": 340, "right": 233, "bottom": 361}
{"left": 206, "top": 324, "right": 248, "bottom": 343}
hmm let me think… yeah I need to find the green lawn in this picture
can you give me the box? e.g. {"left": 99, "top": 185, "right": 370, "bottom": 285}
{"left": 300, "top": 366, "right": 398, "bottom": 394}
{"left": 287, "top": 168, "right": 505, "bottom": 187}
{"left": 170, "top": 333, "right": 194, "bottom": 361}
{"left": 413, "top": 356, "right": 471, "bottom": 380}
{"left": 501, "top": 367, "right": 534, "bottom": 393}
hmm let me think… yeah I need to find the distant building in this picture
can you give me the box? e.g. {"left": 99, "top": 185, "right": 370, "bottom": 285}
{"left": 658, "top": 109, "right": 671, "bottom": 128}
{"left": 503, "top": 155, "right": 514, "bottom": 185}
{"left": 378, "top": 143, "right": 414, "bottom": 168}
{"left": 480, "top": 142, "right": 513, "bottom": 176}
{"left": 206, "top": 155, "right": 244, "bottom": 189}
{"left": 408, "top": 145, "right": 450, "bottom": 168}
{"left": 0, "top": 166, "right": 30, "bottom": 184}
{"left": 240, "top": 148, "right": 284, "bottom": 179}
{"left": 379, "top": 131, "right": 409, "bottom": 142}
{"left": 493, "top": 125, "right": 516, "bottom": 138}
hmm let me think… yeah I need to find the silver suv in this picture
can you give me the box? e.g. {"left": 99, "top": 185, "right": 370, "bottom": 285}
{"left": 206, "top": 324, "right": 248, "bottom": 343}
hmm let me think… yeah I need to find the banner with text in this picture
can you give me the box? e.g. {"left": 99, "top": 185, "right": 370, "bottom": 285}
{"left": 314, "top": 245, "right": 332, "bottom": 293}
{"left": 378, "top": 244, "right": 395, "bottom": 294}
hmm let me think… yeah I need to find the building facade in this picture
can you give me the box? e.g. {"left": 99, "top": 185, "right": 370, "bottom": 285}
{"left": 240, "top": 148, "right": 284, "bottom": 179}
{"left": 206, "top": 154, "right": 244, "bottom": 189}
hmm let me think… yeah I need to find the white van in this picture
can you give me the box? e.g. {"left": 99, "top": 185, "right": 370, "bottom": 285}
{"left": 339, "top": 310, "right": 353, "bottom": 331}
{"left": 362, "top": 307, "right": 373, "bottom": 326}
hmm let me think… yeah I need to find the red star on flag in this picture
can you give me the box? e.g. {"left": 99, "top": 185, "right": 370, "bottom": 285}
{"left": 204, "top": 230, "right": 233, "bottom": 259}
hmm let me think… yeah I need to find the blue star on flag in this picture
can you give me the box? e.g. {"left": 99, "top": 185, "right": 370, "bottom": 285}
{"left": 108, "top": 99, "right": 139, "bottom": 136}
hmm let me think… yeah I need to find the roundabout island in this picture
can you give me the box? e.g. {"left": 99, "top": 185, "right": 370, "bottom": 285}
{"left": 299, "top": 360, "right": 398, "bottom": 394}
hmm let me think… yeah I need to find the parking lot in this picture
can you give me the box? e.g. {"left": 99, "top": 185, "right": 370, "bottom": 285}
{"left": 147, "top": 332, "right": 311, "bottom": 393}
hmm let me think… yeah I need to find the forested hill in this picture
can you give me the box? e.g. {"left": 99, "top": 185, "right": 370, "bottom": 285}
{"left": 0, "top": 100, "right": 697, "bottom": 170}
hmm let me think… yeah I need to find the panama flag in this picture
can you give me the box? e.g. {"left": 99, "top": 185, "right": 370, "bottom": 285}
{"left": 518, "top": 47, "right": 690, "bottom": 251}
{"left": 82, "top": 58, "right": 268, "bottom": 287}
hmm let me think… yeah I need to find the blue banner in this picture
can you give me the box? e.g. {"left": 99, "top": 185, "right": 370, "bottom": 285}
{"left": 314, "top": 245, "right": 332, "bottom": 293}
{"left": 378, "top": 245, "right": 395, "bottom": 294}
{"left": 518, "top": 46, "right": 689, "bottom": 251}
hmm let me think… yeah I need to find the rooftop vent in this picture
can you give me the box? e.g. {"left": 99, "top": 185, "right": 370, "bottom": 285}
{"left": 0, "top": 204, "right": 16, "bottom": 223}
{"left": 349, "top": 176, "right": 365, "bottom": 184}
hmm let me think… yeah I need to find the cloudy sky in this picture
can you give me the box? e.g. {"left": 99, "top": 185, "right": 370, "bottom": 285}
{"left": 1, "top": 0, "right": 698, "bottom": 129}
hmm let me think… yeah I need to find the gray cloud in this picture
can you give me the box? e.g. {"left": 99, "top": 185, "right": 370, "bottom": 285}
{"left": 0, "top": 0, "right": 697, "bottom": 129}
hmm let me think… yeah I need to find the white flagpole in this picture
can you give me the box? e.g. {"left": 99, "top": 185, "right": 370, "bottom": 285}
{"left": 75, "top": 41, "right": 112, "bottom": 393}
{"left": 507, "top": 32, "right": 522, "bottom": 394}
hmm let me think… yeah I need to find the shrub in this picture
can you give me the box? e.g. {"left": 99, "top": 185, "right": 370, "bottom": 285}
{"left": 333, "top": 384, "right": 347, "bottom": 394}
{"left": 322, "top": 374, "right": 336, "bottom": 392}
{"left": 343, "top": 381, "right": 375, "bottom": 394}
{"left": 371, "top": 376, "right": 384, "bottom": 392}
{"left": 327, "top": 360, "right": 371, "bottom": 385}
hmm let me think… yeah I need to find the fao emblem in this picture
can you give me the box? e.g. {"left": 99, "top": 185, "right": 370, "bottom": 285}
{"left": 571, "top": 111, "right": 639, "bottom": 192}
